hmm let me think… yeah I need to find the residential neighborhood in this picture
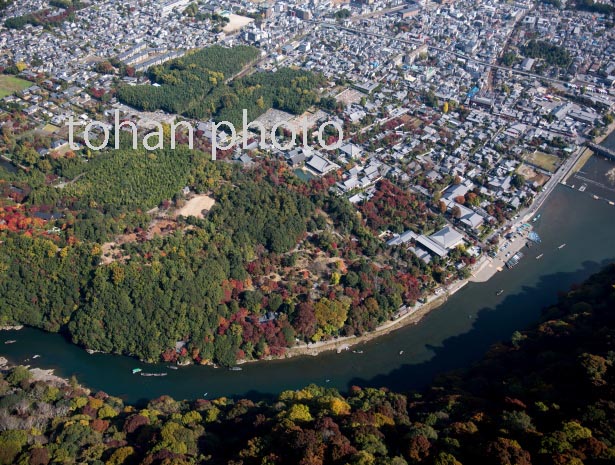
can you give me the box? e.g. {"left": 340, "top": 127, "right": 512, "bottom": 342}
{"left": 3, "top": 3, "right": 615, "bottom": 461}
{"left": 1, "top": 0, "right": 614, "bottom": 271}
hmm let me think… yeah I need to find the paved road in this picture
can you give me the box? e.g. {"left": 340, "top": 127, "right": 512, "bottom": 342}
{"left": 524, "top": 145, "right": 586, "bottom": 218}
{"left": 486, "top": 144, "right": 587, "bottom": 245}
{"left": 474, "top": 146, "right": 585, "bottom": 279}
{"left": 472, "top": 227, "right": 531, "bottom": 283}
{"left": 349, "top": 6, "right": 405, "bottom": 22}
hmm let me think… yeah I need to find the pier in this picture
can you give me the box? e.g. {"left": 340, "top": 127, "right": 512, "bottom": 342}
{"left": 587, "top": 142, "right": 615, "bottom": 160}
{"left": 506, "top": 251, "right": 524, "bottom": 269}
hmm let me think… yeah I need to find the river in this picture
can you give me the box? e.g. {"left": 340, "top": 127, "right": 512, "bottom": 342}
{"left": 2, "top": 181, "right": 615, "bottom": 405}
{"left": 569, "top": 130, "right": 615, "bottom": 202}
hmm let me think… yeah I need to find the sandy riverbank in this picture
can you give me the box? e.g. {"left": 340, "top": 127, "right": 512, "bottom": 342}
{"left": 564, "top": 147, "right": 594, "bottom": 183}
{"left": 560, "top": 124, "right": 615, "bottom": 184}
{"left": 0, "top": 357, "right": 88, "bottom": 391}
{"left": 285, "top": 286, "right": 462, "bottom": 358}
{"left": 278, "top": 225, "right": 534, "bottom": 360}
{"left": 231, "top": 280, "right": 470, "bottom": 365}
{"left": 0, "top": 325, "right": 23, "bottom": 331}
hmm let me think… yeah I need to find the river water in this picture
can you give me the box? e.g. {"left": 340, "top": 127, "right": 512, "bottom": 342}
{"left": 2, "top": 161, "right": 615, "bottom": 404}
{"left": 569, "top": 131, "right": 615, "bottom": 202}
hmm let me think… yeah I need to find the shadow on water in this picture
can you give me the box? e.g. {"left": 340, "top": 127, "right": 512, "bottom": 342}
{"left": 2, "top": 185, "right": 615, "bottom": 404}
{"left": 2, "top": 259, "right": 613, "bottom": 405}
{"left": 343, "top": 258, "right": 613, "bottom": 396}
{"left": 2, "top": 254, "right": 614, "bottom": 405}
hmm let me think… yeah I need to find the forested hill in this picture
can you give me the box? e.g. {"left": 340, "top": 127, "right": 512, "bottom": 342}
{"left": 1, "top": 264, "right": 615, "bottom": 465}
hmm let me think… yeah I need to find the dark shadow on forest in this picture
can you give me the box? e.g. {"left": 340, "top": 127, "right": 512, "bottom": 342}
{"left": 198, "top": 259, "right": 615, "bottom": 403}
{"left": 3, "top": 259, "right": 614, "bottom": 405}
{"left": 336, "top": 258, "right": 615, "bottom": 396}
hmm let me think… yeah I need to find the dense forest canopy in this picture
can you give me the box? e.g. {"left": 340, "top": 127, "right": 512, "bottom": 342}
{"left": 117, "top": 45, "right": 260, "bottom": 116}
{"left": 0, "top": 92, "right": 471, "bottom": 368}
{"left": 521, "top": 40, "right": 572, "bottom": 68}
{"left": 0, "top": 142, "right": 440, "bottom": 366}
{"left": 1, "top": 264, "right": 614, "bottom": 464}
{"left": 63, "top": 146, "right": 195, "bottom": 210}
{"left": 0, "top": 154, "right": 312, "bottom": 363}
{"left": 116, "top": 45, "right": 325, "bottom": 126}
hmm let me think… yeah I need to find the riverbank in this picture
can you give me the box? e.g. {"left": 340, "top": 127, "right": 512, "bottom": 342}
{"left": 563, "top": 122, "right": 615, "bottom": 184}
{"left": 0, "top": 356, "right": 87, "bottom": 391}
{"left": 0, "top": 325, "right": 23, "bottom": 331}
{"left": 0, "top": 202, "right": 537, "bottom": 369}
{"left": 1, "top": 132, "right": 610, "bottom": 376}
{"left": 1, "top": 185, "right": 613, "bottom": 402}
{"left": 280, "top": 222, "right": 532, "bottom": 359}
{"left": 595, "top": 120, "right": 615, "bottom": 145}
{"left": 565, "top": 147, "right": 594, "bottom": 183}
{"left": 284, "top": 279, "right": 468, "bottom": 358}
{"left": 180, "top": 128, "right": 615, "bottom": 364}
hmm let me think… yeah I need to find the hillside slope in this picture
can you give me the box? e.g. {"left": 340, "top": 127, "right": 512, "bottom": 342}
{"left": 1, "top": 264, "right": 614, "bottom": 465}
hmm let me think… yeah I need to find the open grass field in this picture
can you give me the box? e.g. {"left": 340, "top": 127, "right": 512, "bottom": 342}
{"left": 525, "top": 150, "right": 561, "bottom": 173}
{"left": 42, "top": 123, "right": 60, "bottom": 134}
{"left": 0, "top": 75, "right": 31, "bottom": 98}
